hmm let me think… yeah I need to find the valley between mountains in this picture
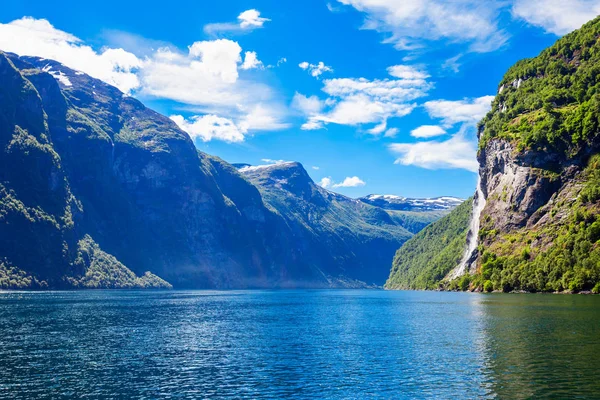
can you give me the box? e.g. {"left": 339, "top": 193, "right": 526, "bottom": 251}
{"left": 0, "top": 51, "right": 457, "bottom": 289}
{"left": 2, "top": 17, "right": 600, "bottom": 293}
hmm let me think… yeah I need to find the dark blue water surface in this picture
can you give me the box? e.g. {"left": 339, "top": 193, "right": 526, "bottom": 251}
{"left": 0, "top": 290, "right": 598, "bottom": 399}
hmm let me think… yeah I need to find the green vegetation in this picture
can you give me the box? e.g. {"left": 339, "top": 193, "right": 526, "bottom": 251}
{"left": 463, "top": 155, "right": 600, "bottom": 293}
{"left": 69, "top": 236, "right": 172, "bottom": 289}
{"left": 385, "top": 199, "right": 472, "bottom": 290}
{"left": 479, "top": 16, "right": 600, "bottom": 155}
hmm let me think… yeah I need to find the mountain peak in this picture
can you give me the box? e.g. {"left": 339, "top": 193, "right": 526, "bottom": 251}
{"left": 239, "top": 161, "right": 317, "bottom": 200}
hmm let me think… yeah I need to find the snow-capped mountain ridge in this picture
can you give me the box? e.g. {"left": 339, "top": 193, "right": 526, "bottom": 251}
{"left": 359, "top": 194, "right": 463, "bottom": 211}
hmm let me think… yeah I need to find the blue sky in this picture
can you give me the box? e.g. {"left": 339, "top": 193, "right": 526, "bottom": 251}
{"left": 2, "top": 0, "right": 599, "bottom": 198}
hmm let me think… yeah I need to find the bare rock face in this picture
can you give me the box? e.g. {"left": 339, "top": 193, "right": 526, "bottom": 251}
{"left": 478, "top": 139, "right": 563, "bottom": 234}
{"left": 475, "top": 136, "right": 597, "bottom": 264}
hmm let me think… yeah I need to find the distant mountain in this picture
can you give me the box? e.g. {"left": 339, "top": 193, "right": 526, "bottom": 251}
{"left": 239, "top": 162, "right": 443, "bottom": 285}
{"left": 0, "top": 52, "right": 446, "bottom": 289}
{"left": 359, "top": 194, "right": 463, "bottom": 212}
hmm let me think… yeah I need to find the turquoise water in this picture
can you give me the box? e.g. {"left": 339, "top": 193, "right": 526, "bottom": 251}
{"left": 0, "top": 290, "right": 598, "bottom": 399}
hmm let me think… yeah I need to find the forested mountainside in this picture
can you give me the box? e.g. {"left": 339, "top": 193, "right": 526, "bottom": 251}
{"left": 0, "top": 52, "right": 450, "bottom": 289}
{"left": 386, "top": 16, "right": 600, "bottom": 293}
{"left": 385, "top": 199, "right": 472, "bottom": 290}
{"left": 240, "top": 163, "right": 444, "bottom": 285}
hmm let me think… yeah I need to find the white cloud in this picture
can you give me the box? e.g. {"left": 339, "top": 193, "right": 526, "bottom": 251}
{"left": 333, "top": 176, "right": 366, "bottom": 188}
{"left": 298, "top": 68, "right": 429, "bottom": 131}
{"left": 387, "top": 65, "right": 429, "bottom": 80}
{"left": 312, "top": 166, "right": 320, "bottom": 170}
{"left": 384, "top": 127, "right": 399, "bottom": 137}
{"left": 204, "top": 9, "right": 270, "bottom": 35}
{"left": 238, "top": 9, "right": 271, "bottom": 29}
{"left": 410, "top": 125, "right": 446, "bottom": 138}
{"left": 187, "top": 39, "right": 242, "bottom": 83}
{"left": 442, "top": 54, "right": 462, "bottom": 73}
{"left": 0, "top": 17, "right": 141, "bottom": 93}
{"left": 319, "top": 177, "right": 333, "bottom": 188}
{"left": 292, "top": 93, "right": 324, "bottom": 115}
{"left": 299, "top": 61, "right": 334, "bottom": 77}
{"left": 424, "top": 96, "right": 494, "bottom": 126}
{"left": 322, "top": 76, "right": 429, "bottom": 101}
{"left": 261, "top": 159, "right": 291, "bottom": 165}
{"left": 390, "top": 132, "right": 478, "bottom": 172}
{"left": 368, "top": 120, "right": 388, "bottom": 135}
{"left": 301, "top": 120, "right": 325, "bottom": 131}
{"left": 316, "top": 94, "right": 415, "bottom": 126}
{"left": 241, "top": 51, "right": 263, "bottom": 70}
{"left": 318, "top": 176, "right": 366, "bottom": 188}
{"left": 335, "top": 0, "right": 508, "bottom": 53}
{"left": 0, "top": 17, "right": 288, "bottom": 143}
{"left": 512, "top": 0, "right": 600, "bottom": 35}
{"left": 237, "top": 104, "right": 290, "bottom": 133}
{"left": 170, "top": 114, "right": 244, "bottom": 143}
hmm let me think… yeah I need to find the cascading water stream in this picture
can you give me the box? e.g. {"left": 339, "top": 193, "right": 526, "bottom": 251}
{"left": 448, "top": 175, "right": 486, "bottom": 280}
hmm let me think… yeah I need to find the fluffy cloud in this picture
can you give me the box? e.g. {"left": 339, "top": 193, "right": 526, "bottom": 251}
{"left": 204, "top": 9, "right": 270, "bottom": 35}
{"left": 0, "top": 17, "right": 288, "bottom": 143}
{"left": 299, "top": 61, "right": 334, "bottom": 77}
{"left": 298, "top": 67, "right": 430, "bottom": 132}
{"left": 170, "top": 114, "right": 244, "bottom": 143}
{"left": 410, "top": 125, "right": 446, "bottom": 138}
{"left": 394, "top": 97, "right": 492, "bottom": 172}
{"left": 387, "top": 65, "right": 429, "bottom": 80}
{"left": 292, "top": 93, "right": 325, "bottom": 115}
{"left": 316, "top": 94, "right": 415, "bottom": 126}
{"left": 0, "top": 17, "right": 141, "bottom": 93}
{"left": 384, "top": 127, "right": 399, "bottom": 137}
{"left": 318, "top": 176, "right": 366, "bottom": 188}
{"left": 424, "top": 96, "right": 494, "bottom": 126}
{"left": 261, "top": 159, "right": 291, "bottom": 165}
{"left": 512, "top": 0, "right": 600, "bottom": 35}
{"left": 241, "top": 51, "right": 263, "bottom": 70}
{"left": 333, "top": 176, "right": 366, "bottom": 188}
{"left": 390, "top": 132, "right": 478, "bottom": 172}
{"left": 335, "top": 0, "right": 508, "bottom": 53}
{"left": 238, "top": 9, "right": 271, "bottom": 28}
{"left": 319, "top": 177, "right": 333, "bottom": 188}
{"left": 237, "top": 104, "right": 290, "bottom": 133}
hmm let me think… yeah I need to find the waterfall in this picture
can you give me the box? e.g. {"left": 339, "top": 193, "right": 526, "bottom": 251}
{"left": 448, "top": 175, "right": 486, "bottom": 280}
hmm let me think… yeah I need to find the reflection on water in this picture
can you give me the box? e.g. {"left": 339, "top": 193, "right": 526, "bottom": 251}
{"left": 477, "top": 294, "right": 600, "bottom": 398}
{"left": 0, "top": 290, "right": 597, "bottom": 399}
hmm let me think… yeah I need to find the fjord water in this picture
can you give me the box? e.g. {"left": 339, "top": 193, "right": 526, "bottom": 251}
{"left": 0, "top": 291, "right": 598, "bottom": 399}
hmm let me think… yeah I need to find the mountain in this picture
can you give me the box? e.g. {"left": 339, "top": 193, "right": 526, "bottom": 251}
{"left": 239, "top": 162, "right": 451, "bottom": 285}
{"left": 359, "top": 194, "right": 463, "bottom": 212}
{"left": 385, "top": 199, "right": 472, "bottom": 290}
{"left": 386, "top": 16, "right": 600, "bottom": 293}
{"left": 0, "top": 51, "right": 446, "bottom": 289}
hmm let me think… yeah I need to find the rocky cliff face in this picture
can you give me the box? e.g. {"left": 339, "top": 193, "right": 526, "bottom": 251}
{"left": 459, "top": 17, "right": 600, "bottom": 292}
{"left": 387, "top": 17, "right": 600, "bottom": 293}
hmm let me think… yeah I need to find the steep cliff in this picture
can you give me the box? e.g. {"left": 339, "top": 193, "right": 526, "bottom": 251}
{"left": 386, "top": 17, "right": 600, "bottom": 293}
{"left": 470, "top": 16, "right": 600, "bottom": 293}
